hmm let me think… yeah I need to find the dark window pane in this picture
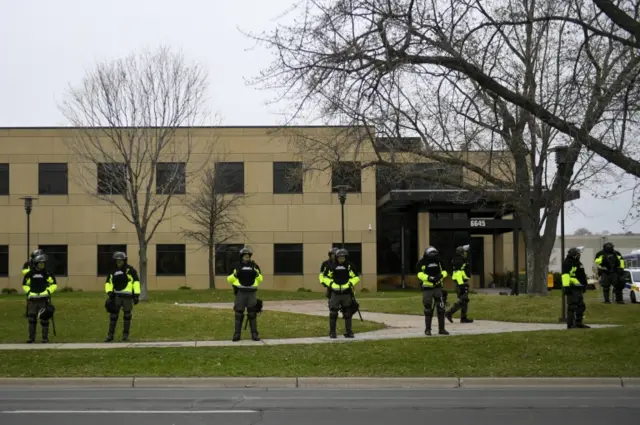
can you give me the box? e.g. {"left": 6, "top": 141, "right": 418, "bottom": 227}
{"left": 332, "top": 243, "right": 362, "bottom": 273}
{"left": 97, "top": 244, "right": 127, "bottom": 276}
{"left": 97, "top": 163, "right": 128, "bottom": 195}
{"left": 273, "top": 162, "right": 303, "bottom": 194}
{"left": 156, "top": 244, "right": 186, "bottom": 276}
{"left": 38, "top": 245, "right": 68, "bottom": 276}
{"left": 38, "top": 163, "right": 68, "bottom": 195}
{"left": 376, "top": 213, "right": 402, "bottom": 274}
{"left": 214, "top": 162, "right": 244, "bottom": 194}
{"left": 274, "top": 243, "right": 303, "bottom": 275}
{"left": 0, "top": 245, "right": 8, "bottom": 276}
{"left": 332, "top": 162, "right": 362, "bottom": 193}
{"left": 215, "top": 244, "right": 244, "bottom": 275}
{"left": 156, "top": 162, "right": 186, "bottom": 194}
{"left": 0, "top": 163, "right": 9, "bottom": 195}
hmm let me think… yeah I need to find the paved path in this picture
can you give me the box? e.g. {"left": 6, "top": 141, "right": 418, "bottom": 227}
{"left": 0, "top": 300, "right": 615, "bottom": 350}
{"left": 1, "top": 387, "right": 638, "bottom": 425}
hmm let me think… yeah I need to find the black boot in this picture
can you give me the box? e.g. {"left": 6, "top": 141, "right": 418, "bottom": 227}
{"left": 575, "top": 322, "right": 591, "bottom": 328}
{"left": 424, "top": 313, "right": 433, "bottom": 336}
{"left": 603, "top": 288, "right": 611, "bottom": 303}
{"left": 41, "top": 322, "right": 49, "bottom": 343}
{"left": 105, "top": 314, "right": 117, "bottom": 342}
{"left": 249, "top": 315, "right": 260, "bottom": 341}
{"left": 567, "top": 313, "right": 575, "bottom": 329}
{"left": 461, "top": 316, "right": 474, "bottom": 323}
{"left": 329, "top": 313, "right": 337, "bottom": 338}
{"left": 437, "top": 311, "right": 449, "bottom": 335}
{"left": 445, "top": 310, "right": 454, "bottom": 323}
{"left": 122, "top": 321, "right": 131, "bottom": 341}
{"left": 232, "top": 312, "right": 243, "bottom": 342}
{"left": 27, "top": 321, "right": 36, "bottom": 344}
{"left": 344, "top": 317, "right": 354, "bottom": 338}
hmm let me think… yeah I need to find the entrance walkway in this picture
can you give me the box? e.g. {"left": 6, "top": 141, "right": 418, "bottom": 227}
{"left": 0, "top": 300, "right": 615, "bottom": 350}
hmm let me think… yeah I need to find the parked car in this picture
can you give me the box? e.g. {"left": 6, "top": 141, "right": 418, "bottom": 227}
{"left": 622, "top": 268, "right": 640, "bottom": 304}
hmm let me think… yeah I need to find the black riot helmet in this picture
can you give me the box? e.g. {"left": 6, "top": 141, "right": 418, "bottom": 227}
{"left": 425, "top": 246, "right": 438, "bottom": 257}
{"left": 567, "top": 246, "right": 584, "bottom": 260}
{"left": 336, "top": 248, "right": 348, "bottom": 263}
{"left": 33, "top": 254, "right": 47, "bottom": 270}
{"left": 239, "top": 247, "right": 253, "bottom": 262}
{"left": 603, "top": 242, "right": 614, "bottom": 253}
{"left": 113, "top": 251, "right": 127, "bottom": 267}
{"left": 456, "top": 244, "right": 470, "bottom": 257}
{"left": 30, "top": 249, "right": 43, "bottom": 261}
{"left": 329, "top": 247, "right": 339, "bottom": 258}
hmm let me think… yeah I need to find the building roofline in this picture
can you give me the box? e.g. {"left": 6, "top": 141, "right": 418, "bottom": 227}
{"left": 0, "top": 125, "right": 360, "bottom": 130}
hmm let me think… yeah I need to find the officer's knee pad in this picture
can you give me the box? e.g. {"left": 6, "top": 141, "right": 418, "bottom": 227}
{"left": 40, "top": 319, "right": 49, "bottom": 326}
{"left": 342, "top": 310, "right": 353, "bottom": 319}
{"left": 423, "top": 307, "right": 432, "bottom": 316}
{"left": 247, "top": 312, "right": 257, "bottom": 320}
{"left": 123, "top": 312, "right": 132, "bottom": 321}
{"left": 109, "top": 313, "right": 119, "bottom": 321}
{"left": 234, "top": 311, "right": 244, "bottom": 320}
{"left": 329, "top": 310, "right": 339, "bottom": 319}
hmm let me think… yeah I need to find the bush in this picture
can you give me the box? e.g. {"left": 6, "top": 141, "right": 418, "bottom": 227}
{"left": 297, "top": 287, "right": 312, "bottom": 292}
{"left": 1, "top": 287, "right": 18, "bottom": 294}
{"left": 489, "top": 271, "right": 515, "bottom": 288}
{"left": 178, "top": 286, "right": 191, "bottom": 290}
{"left": 59, "top": 286, "right": 75, "bottom": 293}
{"left": 361, "top": 288, "right": 370, "bottom": 293}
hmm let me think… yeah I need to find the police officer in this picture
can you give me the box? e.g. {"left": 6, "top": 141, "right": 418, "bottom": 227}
{"left": 562, "top": 246, "right": 591, "bottom": 329}
{"left": 594, "top": 242, "right": 625, "bottom": 304}
{"left": 104, "top": 252, "right": 141, "bottom": 342}
{"left": 22, "top": 249, "right": 43, "bottom": 276}
{"left": 446, "top": 244, "right": 474, "bottom": 324}
{"left": 227, "top": 247, "right": 263, "bottom": 342}
{"left": 319, "top": 248, "right": 338, "bottom": 298}
{"left": 322, "top": 248, "right": 360, "bottom": 339}
{"left": 417, "top": 246, "right": 449, "bottom": 336}
{"left": 22, "top": 254, "right": 57, "bottom": 343}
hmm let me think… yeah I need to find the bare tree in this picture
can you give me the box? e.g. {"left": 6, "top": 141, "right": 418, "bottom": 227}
{"left": 181, "top": 162, "right": 246, "bottom": 289}
{"left": 574, "top": 227, "right": 593, "bottom": 235}
{"left": 59, "top": 46, "right": 210, "bottom": 300}
{"left": 249, "top": 0, "right": 631, "bottom": 293}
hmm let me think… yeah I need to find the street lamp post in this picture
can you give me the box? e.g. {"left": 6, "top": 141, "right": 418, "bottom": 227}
{"left": 552, "top": 146, "right": 569, "bottom": 323}
{"left": 334, "top": 185, "right": 350, "bottom": 248}
{"left": 19, "top": 196, "right": 37, "bottom": 260}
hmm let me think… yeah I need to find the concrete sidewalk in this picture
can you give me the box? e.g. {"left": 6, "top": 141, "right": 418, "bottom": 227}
{"left": 0, "top": 300, "right": 615, "bottom": 350}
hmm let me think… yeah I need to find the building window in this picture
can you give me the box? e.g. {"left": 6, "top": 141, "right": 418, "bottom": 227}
{"left": 38, "top": 163, "right": 68, "bottom": 195}
{"left": 274, "top": 243, "right": 303, "bottom": 275}
{"left": 156, "top": 162, "right": 186, "bottom": 194}
{"left": 332, "top": 162, "right": 361, "bottom": 193}
{"left": 332, "top": 243, "right": 363, "bottom": 273}
{"left": 156, "top": 244, "right": 186, "bottom": 276}
{"left": 0, "top": 164, "right": 9, "bottom": 195}
{"left": 273, "top": 162, "right": 303, "bottom": 194}
{"left": 0, "top": 245, "right": 8, "bottom": 277}
{"left": 97, "top": 244, "right": 127, "bottom": 276}
{"left": 97, "top": 163, "right": 128, "bottom": 195}
{"left": 214, "top": 162, "right": 244, "bottom": 194}
{"left": 215, "top": 244, "right": 244, "bottom": 275}
{"left": 38, "top": 245, "right": 68, "bottom": 277}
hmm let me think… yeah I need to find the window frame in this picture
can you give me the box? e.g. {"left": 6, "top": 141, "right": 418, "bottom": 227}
{"left": 38, "top": 163, "right": 69, "bottom": 195}
{"left": 38, "top": 244, "right": 68, "bottom": 277}
{"left": 156, "top": 162, "right": 186, "bottom": 195}
{"left": 273, "top": 162, "right": 303, "bottom": 194}
{"left": 97, "top": 162, "right": 128, "bottom": 195}
{"left": 331, "top": 162, "right": 362, "bottom": 193}
{"left": 0, "top": 163, "right": 9, "bottom": 195}
{"left": 214, "top": 162, "right": 245, "bottom": 194}
{"left": 155, "top": 244, "right": 186, "bottom": 276}
{"left": 273, "top": 243, "right": 304, "bottom": 275}
{"left": 215, "top": 243, "right": 244, "bottom": 276}
{"left": 97, "top": 244, "right": 127, "bottom": 276}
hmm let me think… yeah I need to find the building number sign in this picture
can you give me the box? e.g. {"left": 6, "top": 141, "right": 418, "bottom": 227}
{"left": 470, "top": 219, "right": 486, "bottom": 227}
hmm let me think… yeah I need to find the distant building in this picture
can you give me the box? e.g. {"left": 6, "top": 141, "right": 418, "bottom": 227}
{"left": 550, "top": 235, "right": 640, "bottom": 276}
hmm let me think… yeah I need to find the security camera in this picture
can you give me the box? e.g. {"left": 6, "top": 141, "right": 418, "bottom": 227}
{"left": 111, "top": 224, "right": 116, "bottom": 231}
{"left": 368, "top": 224, "right": 372, "bottom": 231}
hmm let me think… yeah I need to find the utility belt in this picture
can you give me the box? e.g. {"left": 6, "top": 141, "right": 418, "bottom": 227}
{"left": 27, "top": 295, "right": 51, "bottom": 301}
{"left": 421, "top": 282, "right": 443, "bottom": 290}
{"left": 113, "top": 291, "right": 135, "bottom": 298}
{"left": 234, "top": 286, "right": 258, "bottom": 294}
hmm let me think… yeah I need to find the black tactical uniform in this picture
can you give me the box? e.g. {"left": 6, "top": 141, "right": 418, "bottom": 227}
{"left": 446, "top": 244, "right": 474, "bottom": 324}
{"left": 416, "top": 247, "right": 449, "bottom": 336}
{"left": 22, "top": 254, "right": 57, "bottom": 343}
{"left": 594, "top": 242, "right": 626, "bottom": 304}
{"left": 322, "top": 248, "right": 360, "bottom": 339}
{"left": 319, "top": 248, "right": 338, "bottom": 298}
{"left": 227, "top": 247, "right": 263, "bottom": 342}
{"left": 104, "top": 252, "right": 141, "bottom": 342}
{"left": 562, "top": 246, "right": 591, "bottom": 329}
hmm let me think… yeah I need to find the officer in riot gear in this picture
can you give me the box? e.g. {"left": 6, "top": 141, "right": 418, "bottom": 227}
{"left": 104, "top": 252, "right": 141, "bottom": 342}
{"left": 319, "top": 248, "right": 338, "bottom": 298}
{"left": 562, "top": 246, "right": 591, "bottom": 329}
{"left": 22, "top": 249, "right": 43, "bottom": 276}
{"left": 416, "top": 247, "right": 449, "bottom": 336}
{"left": 22, "top": 254, "right": 57, "bottom": 343}
{"left": 227, "top": 247, "right": 263, "bottom": 341}
{"left": 446, "top": 244, "right": 474, "bottom": 324}
{"left": 594, "top": 242, "right": 625, "bottom": 304}
{"left": 322, "top": 248, "right": 360, "bottom": 338}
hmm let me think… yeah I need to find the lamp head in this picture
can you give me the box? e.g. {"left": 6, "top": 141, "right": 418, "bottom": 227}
{"left": 333, "top": 185, "right": 350, "bottom": 203}
{"left": 552, "top": 145, "right": 569, "bottom": 166}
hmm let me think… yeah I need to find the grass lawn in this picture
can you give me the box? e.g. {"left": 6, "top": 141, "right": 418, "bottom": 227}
{"left": 0, "top": 290, "right": 384, "bottom": 343}
{"left": 359, "top": 290, "right": 640, "bottom": 324}
{"left": 2, "top": 324, "right": 638, "bottom": 377}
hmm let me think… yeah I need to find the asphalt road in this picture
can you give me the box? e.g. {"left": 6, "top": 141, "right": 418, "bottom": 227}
{"left": 0, "top": 386, "right": 638, "bottom": 425}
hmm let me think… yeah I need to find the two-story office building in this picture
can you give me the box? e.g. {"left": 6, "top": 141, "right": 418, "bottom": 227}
{"left": 0, "top": 126, "right": 536, "bottom": 292}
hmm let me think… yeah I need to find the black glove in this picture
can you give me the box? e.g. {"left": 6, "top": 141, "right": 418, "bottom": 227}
{"left": 460, "top": 283, "right": 469, "bottom": 294}
{"left": 107, "top": 291, "right": 115, "bottom": 299}
{"left": 428, "top": 275, "right": 437, "bottom": 283}
{"left": 562, "top": 287, "right": 570, "bottom": 296}
{"left": 133, "top": 295, "right": 139, "bottom": 305}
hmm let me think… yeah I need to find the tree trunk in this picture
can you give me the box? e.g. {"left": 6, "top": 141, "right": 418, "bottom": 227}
{"left": 208, "top": 243, "right": 215, "bottom": 289}
{"left": 522, "top": 230, "right": 554, "bottom": 295}
{"left": 138, "top": 240, "right": 149, "bottom": 301}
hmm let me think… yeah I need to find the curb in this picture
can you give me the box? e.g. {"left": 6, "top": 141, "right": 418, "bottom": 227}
{"left": 0, "top": 377, "right": 636, "bottom": 388}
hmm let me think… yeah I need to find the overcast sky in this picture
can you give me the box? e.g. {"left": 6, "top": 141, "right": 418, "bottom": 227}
{"left": 1, "top": 0, "right": 638, "bottom": 235}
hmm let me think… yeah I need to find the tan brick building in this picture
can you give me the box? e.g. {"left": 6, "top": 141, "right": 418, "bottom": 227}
{"left": 0, "top": 126, "right": 529, "bottom": 292}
